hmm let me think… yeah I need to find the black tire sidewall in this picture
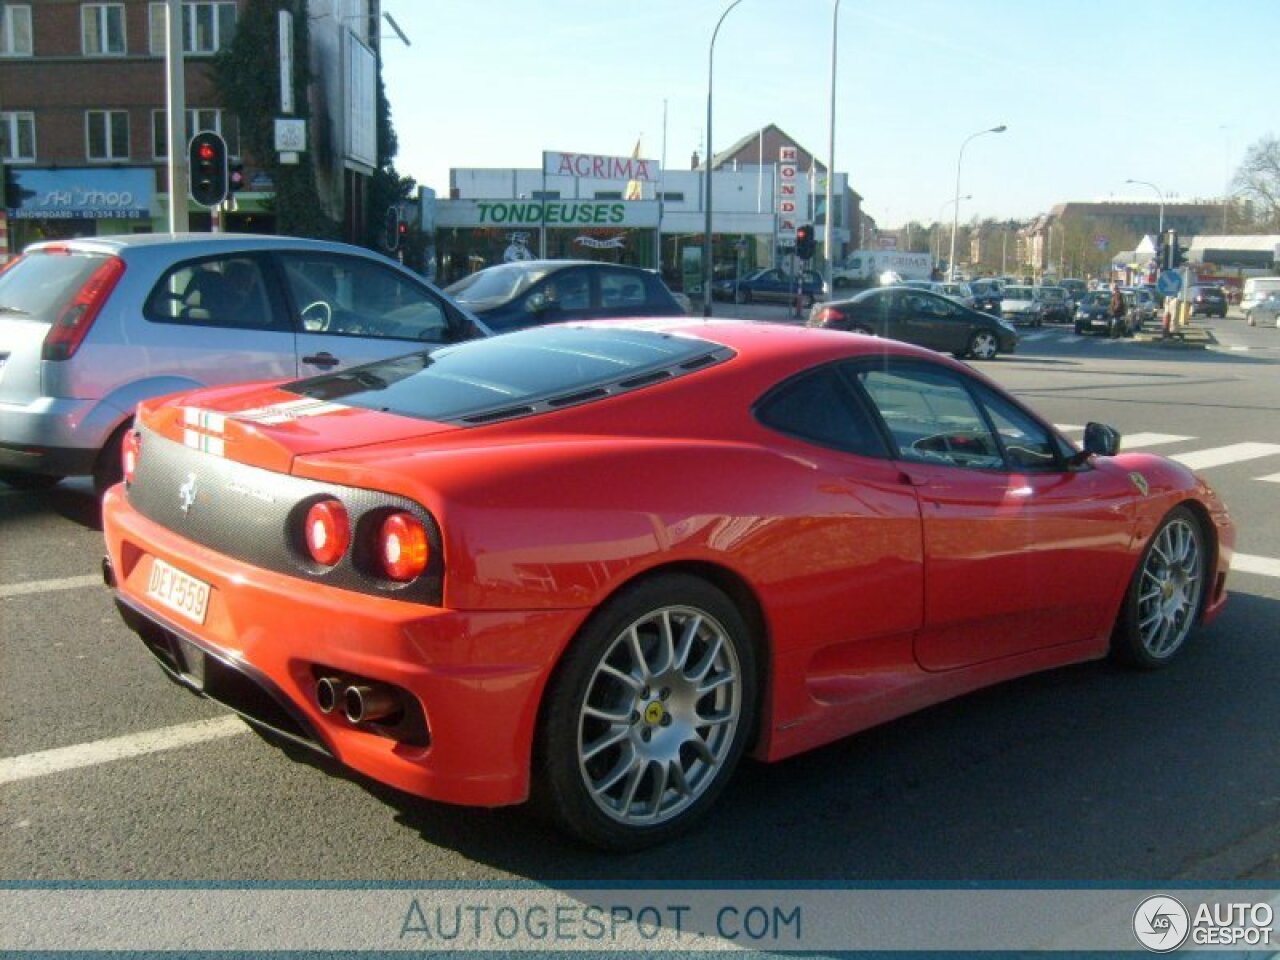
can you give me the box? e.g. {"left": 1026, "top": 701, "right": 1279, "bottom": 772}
{"left": 535, "top": 573, "right": 758, "bottom": 851}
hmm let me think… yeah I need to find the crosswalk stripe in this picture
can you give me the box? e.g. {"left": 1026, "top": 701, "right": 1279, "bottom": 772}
{"left": 1260, "top": 473, "right": 1280, "bottom": 484}
{"left": 1232, "top": 553, "right": 1280, "bottom": 579}
{"left": 1170, "top": 443, "right": 1280, "bottom": 471}
{"left": 0, "top": 575, "right": 101, "bottom": 599}
{"left": 1121, "top": 433, "right": 1195, "bottom": 449}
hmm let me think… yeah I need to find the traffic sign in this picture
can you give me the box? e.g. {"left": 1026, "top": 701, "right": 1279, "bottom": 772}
{"left": 1157, "top": 270, "right": 1183, "bottom": 296}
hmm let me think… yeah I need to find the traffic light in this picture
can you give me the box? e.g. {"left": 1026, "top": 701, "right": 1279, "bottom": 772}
{"left": 188, "top": 131, "right": 228, "bottom": 207}
{"left": 1156, "top": 233, "right": 1167, "bottom": 271}
{"left": 228, "top": 160, "right": 246, "bottom": 194}
{"left": 795, "top": 224, "right": 815, "bottom": 260}
{"left": 1163, "top": 229, "right": 1179, "bottom": 270}
{"left": 385, "top": 206, "right": 402, "bottom": 251}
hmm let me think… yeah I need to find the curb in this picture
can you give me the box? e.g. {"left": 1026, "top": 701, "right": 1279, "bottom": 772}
{"left": 1132, "top": 327, "right": 1213, "bottom": 349}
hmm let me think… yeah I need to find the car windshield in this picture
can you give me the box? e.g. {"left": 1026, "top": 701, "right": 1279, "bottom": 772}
{"left": 446, "top": 264, "right": 550, "bottom": 303}
{"left": 288, "top": 324, "right": 732, "bottom": 424}
{"left": 1005, "top": 286, "right": 1034, "bottom": 299}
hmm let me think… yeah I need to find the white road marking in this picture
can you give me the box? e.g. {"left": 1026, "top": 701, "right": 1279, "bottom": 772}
{"left": 1055, "top": 424, "right": 1086, "bottom": 434}
{"left": 0, "top": 574, "right": 102, "bottom": 599}
{"left": 1260, "top": 473, "right": 1280, "bottom": 484}
{"left": 0, "top": 716, "right": 249, "bottom": 786}
{"left": 1121, "top": 433, "right": 1195, "bottom": 449}
{"left": 1232, "top": 553, "right": 1280, "bottom": 579}
{"left": 1170, "top": 443, "right": 1280, "bottom": 471}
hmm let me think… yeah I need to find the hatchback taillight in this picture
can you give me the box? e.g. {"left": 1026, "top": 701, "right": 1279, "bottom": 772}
{"left": 305, "top": 500, "right": 350, "bottom": 567}
{"left": 42, "top": 256, "right": 126, "bottom": 361}
{"left": 378, "top": 512, "right": 428, "bottom": 582}
{"left": 810, "top": 307, "right": 842, "bottom": 326}
{"left": 121, "top": 429, "right": 141, "bottom": 486}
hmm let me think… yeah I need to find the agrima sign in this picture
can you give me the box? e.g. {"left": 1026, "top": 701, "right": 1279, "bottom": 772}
{"left": 543, "top": 151, "right": 661, "bottom": 182}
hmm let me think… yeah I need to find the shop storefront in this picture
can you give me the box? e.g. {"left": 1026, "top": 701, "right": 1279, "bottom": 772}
{"left": 5, "top": 167, "right": 154, "bottom": 246}
{"left": 433, "top": 198, "right": 661, "bottom": 285}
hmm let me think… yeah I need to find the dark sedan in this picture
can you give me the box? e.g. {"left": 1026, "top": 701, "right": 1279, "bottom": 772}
{"left": 445, "top": 260, "right": 685, "bottom": 333}
{"left": 714, "top": 268, "right": 825, "bottom": 306}
{"left": 807, "top": 285, "right": 1018, "bottom": 360}
{"left": 1189, "top": 285, "right": 1228, "bottom": 318}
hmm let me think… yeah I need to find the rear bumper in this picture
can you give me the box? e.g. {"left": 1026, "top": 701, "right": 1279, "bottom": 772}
{"left": 0, "top": 396, "right": 111, "bottom": 477}
{"left": 102, "top": 486, "right": 588, "bottom": 808}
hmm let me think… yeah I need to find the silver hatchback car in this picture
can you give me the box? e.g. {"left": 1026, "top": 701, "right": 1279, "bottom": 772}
{"left": 0, "top": 233, "right": 487, "bottom": 492}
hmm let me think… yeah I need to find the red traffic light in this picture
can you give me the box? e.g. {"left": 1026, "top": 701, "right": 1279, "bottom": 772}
{"left": 187, "top": 131, "right": 228, "bottom": 207}
{"left": 197, "top": 143, "right": 216, "bottom": 162}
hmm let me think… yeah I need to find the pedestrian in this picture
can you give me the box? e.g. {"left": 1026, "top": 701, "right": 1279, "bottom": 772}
{"left": 1108, "top": 283, "right": 1127, "bottom": 339}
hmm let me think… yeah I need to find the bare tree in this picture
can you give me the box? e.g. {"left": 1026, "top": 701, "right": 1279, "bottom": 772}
{"left": 1232, "top": 135, "right": 1280, "bottom": 230}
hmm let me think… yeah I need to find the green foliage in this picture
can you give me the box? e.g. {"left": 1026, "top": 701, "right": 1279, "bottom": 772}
{"left": 213, "top": 0, "right": 340, "bottom": 239}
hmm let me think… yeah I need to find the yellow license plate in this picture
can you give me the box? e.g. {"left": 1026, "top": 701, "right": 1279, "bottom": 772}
{"left": 145, "top": 557, "right": 211, "bottom": 625}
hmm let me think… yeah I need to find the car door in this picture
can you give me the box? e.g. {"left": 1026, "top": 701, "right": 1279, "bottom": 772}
{"left": 853, "top": 360, "right": 1137, "bottom": 671}
{"left": 274, "top": 251, "right": 467, "bottom": 373}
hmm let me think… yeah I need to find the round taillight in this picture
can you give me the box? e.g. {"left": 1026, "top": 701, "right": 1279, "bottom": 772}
{"left": 121, "top": 430, "right": 141, "bottom": 485}
{"left": 305, "top": 500, "right": 350, "bottom": 567}
{"left": 378, "top": 512, "right": 428, "bottom": 582}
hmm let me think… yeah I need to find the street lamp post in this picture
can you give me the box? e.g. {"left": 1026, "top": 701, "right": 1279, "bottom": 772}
{"left": 1125, "top": 178, "right": 1165, "bottom": 236}
{"left": 702, "top": 0, "right": 746, "bottom": 317}
{"left": 947, "top": 124, "right": 1006, "bottom": 280}
{"left": 823, "top": 0, "right": 841, "bottom": 296}
{"left": 932, "top": 195, "right": 970, "bottom": 271}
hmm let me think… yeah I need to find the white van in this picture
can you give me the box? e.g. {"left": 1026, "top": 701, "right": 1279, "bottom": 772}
{"left": 1241, "top": 276, "right": 1280, "bottom": 312}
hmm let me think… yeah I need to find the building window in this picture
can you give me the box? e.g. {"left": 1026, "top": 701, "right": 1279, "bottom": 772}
{"left": 529, "top": 191, "right": 560, "bottom": 201}
{"left": 86, "top": 110, "right": 130, "bottom": 161}
{"left": 148, "top": 2, "right": 237, "bottom": 55}
{"left": 1, "top": 112, "right": 37, "bottom": 162}
{"left": 82, "top": 3, "right": 126, "bottom": 55}
{"left": 151, "top": 108, "right": 238, "bottom": 159}
{"left": 1, "top": 4, "right": 33, "bottom": 56}
{"left": 593, "top": 191, "right": 622, "bottom": 201}
{"left": 661, "top": 192, "right": 685, "bottom": 203}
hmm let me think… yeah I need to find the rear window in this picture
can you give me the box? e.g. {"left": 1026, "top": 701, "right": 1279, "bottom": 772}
{"left": 0, "top": 250, "right": 111, "bottom": 324}
{"left": 288, "top": 324, "right": 732, "bottom": 424}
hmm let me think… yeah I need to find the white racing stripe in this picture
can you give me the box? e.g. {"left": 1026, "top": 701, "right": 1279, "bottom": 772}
{"left": 1232, "top": 553, "right": 1280, "bottom": 579}
{"left": 0, "top": 574, "right": 101, "bottom": 599}
{"left": 1171, "top": 443, "right": 1280, "bottom": 471}
{"left": 0, "top": 716, "right": 248, "bottom": 786}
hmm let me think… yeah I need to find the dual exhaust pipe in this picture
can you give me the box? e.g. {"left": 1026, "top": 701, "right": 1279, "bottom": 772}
{"left": 315, "top": 675, "right": 401, "bottom": 725}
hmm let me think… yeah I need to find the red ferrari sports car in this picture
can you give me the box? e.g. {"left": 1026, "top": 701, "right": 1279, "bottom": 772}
{"left": 102, "top": 318, "right": 1234, "bottom": 850}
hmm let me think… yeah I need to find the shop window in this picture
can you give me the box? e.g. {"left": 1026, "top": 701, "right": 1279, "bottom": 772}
{"left": 1, "top": 4, "right": 33, "bottom": 56}
{"left": 661, "top": 192, "right": 685, "bottom": 203}
{"left": 594, "top": 191, "right": 622, "bottom": 200}
{"left": 82, "top": 3, "right": 126, "bottom": 55}
{"left": 148, "top": 2, "right": 237, "bottom": 55}
{"left": 86, "top": 110, "right": 129, "bottom": 161}
{"left": 1, "top": 112, "right": 36, "bottom": 163}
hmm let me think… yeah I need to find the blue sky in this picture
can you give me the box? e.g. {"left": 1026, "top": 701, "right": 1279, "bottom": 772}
{"left": 379, "top": 0, "right": 1274, "bottom": 229}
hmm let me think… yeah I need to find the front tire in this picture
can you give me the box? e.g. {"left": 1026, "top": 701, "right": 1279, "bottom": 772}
{"left": 536, "top": 574, "right": 757, "bottom": 851}
{"left": 1111, "top": 506, "right": 1207, "bottom": 669}
{"left": 967, "top": 330, "right": 1000, "bottom": 360}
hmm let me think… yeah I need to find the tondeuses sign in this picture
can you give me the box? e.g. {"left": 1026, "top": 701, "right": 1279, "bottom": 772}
{"left": 435, "top": 199, "right": 659, "bottom": 229}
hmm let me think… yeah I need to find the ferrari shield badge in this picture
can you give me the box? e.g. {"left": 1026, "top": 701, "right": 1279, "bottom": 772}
{"left": 1129, "top": 471, "right": 1150, "bottom": 497}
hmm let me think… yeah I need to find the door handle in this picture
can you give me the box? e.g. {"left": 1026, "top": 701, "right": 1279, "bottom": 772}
{"left": 302, "top": 352, "right": 340, "bottom": 369}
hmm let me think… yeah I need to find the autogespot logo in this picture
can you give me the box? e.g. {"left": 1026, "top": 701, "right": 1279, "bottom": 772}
{"left": 1134, "top": 895, "right": 1191, "bottom": 952}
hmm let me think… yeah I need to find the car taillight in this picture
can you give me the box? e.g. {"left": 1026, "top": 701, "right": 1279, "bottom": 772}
{"left": 41, "top": 256, "right": 126, "bottom": 361}
{"left": 378, "top": 512, "right": 428, "bottom": 582}
{"left": 121, "top": 429, "right": 141, "bottom": 485}
{"left": 305, "top": 500, "right": 351, "bottom": 567}
{"left": 810, "top": 307, "right": 841, "bottom": 326}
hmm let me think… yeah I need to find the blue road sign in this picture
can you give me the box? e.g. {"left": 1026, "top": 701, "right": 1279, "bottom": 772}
{"left": 1157, "top": 270, "right": 1183, "bottom": 296}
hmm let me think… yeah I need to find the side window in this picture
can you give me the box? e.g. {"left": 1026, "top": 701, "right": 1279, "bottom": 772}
{"left": 756, "top": 365, "right": 886, "bottom": 457}
{"left": 278, "top": 253, "right": 450, "bottom": 342}
{"left": 543, "top": 269, "right": 591, "bottom": 311}
{"left": 858, "top": 366, "right": 1003, "bottom": 470}
{"left": 599, "top": 271, "right": 648, "bottom": 310}
{"left": 145, "top": 256, "right": 281, "bottom": 331}
{"left": 976, "top": 386, "right": 1061, "bottom": 472}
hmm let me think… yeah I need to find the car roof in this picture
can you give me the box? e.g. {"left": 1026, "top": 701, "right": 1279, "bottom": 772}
{"left": 473, "top": 259, "right": 656, "bottom": 274}
{"left": 24, "top": 232, "right": 398, "bottom": 261}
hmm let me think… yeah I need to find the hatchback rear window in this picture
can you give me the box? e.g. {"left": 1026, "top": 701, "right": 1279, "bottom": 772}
{"left": 288, "top": 324, "right": 732, "bottom": 425}
{"left": 0, "top": 250, "right": 110, "bottom": 324}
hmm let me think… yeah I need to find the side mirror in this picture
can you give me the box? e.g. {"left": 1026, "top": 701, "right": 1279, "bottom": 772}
{"left": 1081, "top": 422, "right": 1121, "bottom": 458}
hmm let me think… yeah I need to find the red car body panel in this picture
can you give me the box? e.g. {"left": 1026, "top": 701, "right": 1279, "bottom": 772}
{"left": 102, "top": 319, "right": 1235, "bottom": 808}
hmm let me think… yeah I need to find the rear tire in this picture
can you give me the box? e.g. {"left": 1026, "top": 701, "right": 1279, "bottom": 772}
{"left": 535, "top": 573, "right": 757, "bottom": 851}
{"left": 93, "top": 422, "right": 130, "bottom": 496}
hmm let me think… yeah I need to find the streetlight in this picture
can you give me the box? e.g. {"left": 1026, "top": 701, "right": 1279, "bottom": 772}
{"left": 1125, "top": 178, "right": 1164, "bottom": 235}
{"left": 823, "top": 0, "right": 841, "bottom": 296}
{"left": 702, "top": 0, "right": 746, "bottom": 317}
{"left": 933, "top": 195, "right": 970, "bottom": 269}
{"left": 948, "top": 124, "right": 1006, "bottom": 280}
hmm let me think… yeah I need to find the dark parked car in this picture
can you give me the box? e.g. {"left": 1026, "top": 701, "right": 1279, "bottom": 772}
{"left": 1036, "top": 286, "right": 1072, "bottom": 324}
{"left": 713, "top": 268, "right": 825, "bottom": 306}
{"left": 808, "top": 285, "right": 1018, "bottom": 360}
{"left": 1074, "top": 291, "right": 1129, "bottom": 337}
{"left": 966, "top": 278, "right": 1003, "bottom": 315}
{"left": 445, "top": 260, "right": 685, "bottom": 333}
{"left": 1188, "top": 285, "right": 1228, "bottom": 318}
